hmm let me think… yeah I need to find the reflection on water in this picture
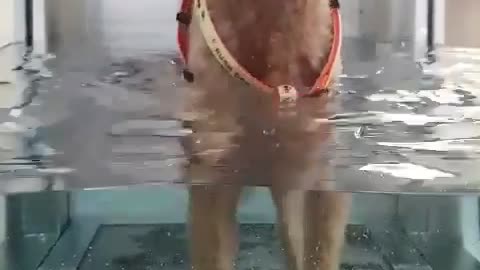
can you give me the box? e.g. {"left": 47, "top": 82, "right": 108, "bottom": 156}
{"left": 0, "top": 0, "right": 479, "bottom": 193}
{"left": 2, "top": 45, "right": 480, "bottom": 193}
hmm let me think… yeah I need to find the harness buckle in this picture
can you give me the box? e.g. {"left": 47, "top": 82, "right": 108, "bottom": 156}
{"left": 277, "top": 85, "right": 299, "bottom": 104}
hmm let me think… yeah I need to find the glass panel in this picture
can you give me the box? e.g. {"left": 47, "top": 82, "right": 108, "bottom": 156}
{"left": 1, "top": 0, "right": 480, "bottom": 269}
{"left": 2, "top": 187, "right": 480, "bottom": 270}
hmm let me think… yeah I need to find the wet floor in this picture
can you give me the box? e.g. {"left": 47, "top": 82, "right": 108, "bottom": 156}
{"left": 1, "top": 0, "right": 480, "bottom": 194}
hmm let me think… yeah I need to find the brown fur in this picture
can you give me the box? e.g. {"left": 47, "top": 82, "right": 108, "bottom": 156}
{"left": 183, "top": 0, "right": 350, "bottom": 269}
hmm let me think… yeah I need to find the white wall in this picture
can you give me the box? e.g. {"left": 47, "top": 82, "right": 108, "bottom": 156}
{"left": 99, "top": 0, "right": 178, "bottom": 56}
{"left": 434, "top": 0, "right": 445, "bottom": 45}
{"left": 427, "top": 0, "right": 480, "bottom": 48}
{"left": 341, "top": 0, "right": 360, "bottom": 38}
{"left": 0, "top": 0, "right": 15, "bottom": 46}
{"left": 33, "top": 0, "right": 47, "bottom": 54}
{"left": 445, "top": 0, "right": 480, "bottom": 47}
{"left": 0, "top": 0, "right": 27, "bottom": 46}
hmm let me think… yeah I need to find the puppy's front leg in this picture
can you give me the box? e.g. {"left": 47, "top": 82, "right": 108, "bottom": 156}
{"left": 189, "top": 185, "right": 242, "bottom": 270}
{"left": 304, "top": 191, "right": 351, "bottom": 270}
{"left": 271, "top": 186, "right": 306, "bottom": 270}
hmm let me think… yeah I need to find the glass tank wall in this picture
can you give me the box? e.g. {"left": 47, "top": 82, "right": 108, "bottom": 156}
{"left": 1, "top": 0, "right": 480, "bottom": 269}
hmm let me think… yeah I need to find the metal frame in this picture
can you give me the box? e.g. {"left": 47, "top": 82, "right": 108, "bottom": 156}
{"left": 25, "top": 0, "right": 33, "bottom": 48}
{"left": 426, "top": 0, "right": 437, "bottom": 63}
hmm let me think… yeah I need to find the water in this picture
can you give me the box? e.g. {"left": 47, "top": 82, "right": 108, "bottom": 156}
{"left": 2, "top": 45, "right": 480, "bottom": 193}
{"left": 2, "top": 0, "right": 480, "bottom": 269}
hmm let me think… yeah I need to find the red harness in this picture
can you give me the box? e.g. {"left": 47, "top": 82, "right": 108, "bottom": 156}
{"left": 177, "top": 0, "right": 194, "bottom": 67}
{"left": 177, "top": 0, "right": 342, "bottom": 97}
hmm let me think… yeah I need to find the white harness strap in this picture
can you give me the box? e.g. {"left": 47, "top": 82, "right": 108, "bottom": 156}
{"left": 192, "top": 0, "right": 342, "bottom": 102}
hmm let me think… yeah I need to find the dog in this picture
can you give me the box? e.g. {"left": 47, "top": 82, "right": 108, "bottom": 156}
{"left": 177, "top": 0, "right": 351, "bottom": 269}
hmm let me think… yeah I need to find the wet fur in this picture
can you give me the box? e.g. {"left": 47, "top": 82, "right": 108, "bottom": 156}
{"left": 184, "top": 0, "right": 350, "bottom": 269}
